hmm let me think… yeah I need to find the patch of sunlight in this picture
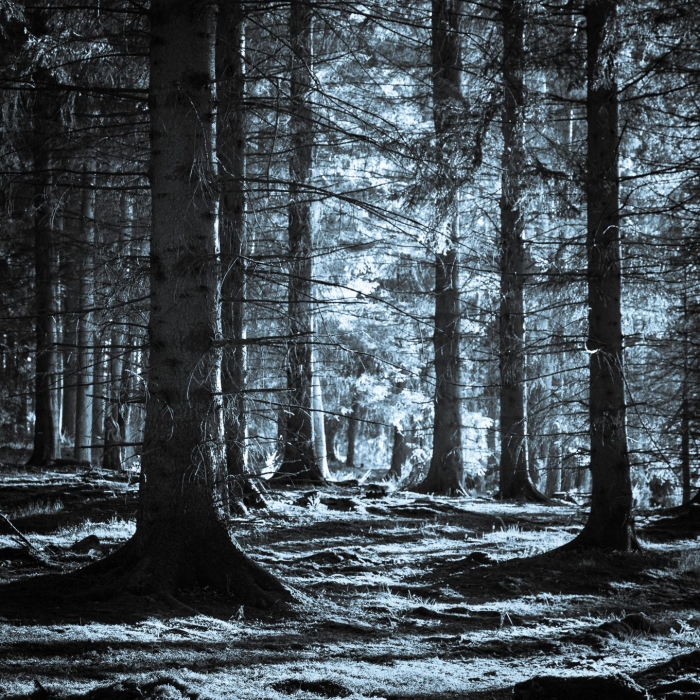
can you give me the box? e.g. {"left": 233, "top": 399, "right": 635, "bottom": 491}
{"left": 481, "top": 524, "right": 572, "bottom": 557}
{"left": 10, "top": 498, "right": 64, "bottom": 519}
{"left": 40, "top": 517, "right": 136, "bottom": 545}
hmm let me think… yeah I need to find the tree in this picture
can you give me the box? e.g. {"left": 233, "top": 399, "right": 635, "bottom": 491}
{"left": 73, "top": 162, "right": 96, "bottom": 465}
{"left": 218, "top": 1, "right": 249, "bottom": 482}
{"left": 414, "top": 0, "right": 464, "bottom": 495}
{"left": 570, "top": 0, "right": 637, "bottom": 549}
{"left": 498, "top": 0, "right": 546, "bottom": 501}
{"left": 276, "top": 0, "right": 325, "bottom": 483}
{"left": 82, "top": 0, "right": 290, "bottom": 602}
{"left": 25, "top": 7, "right": 60, "bottom": 467}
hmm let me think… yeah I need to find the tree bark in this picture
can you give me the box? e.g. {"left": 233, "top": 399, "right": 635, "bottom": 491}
{"left": 388, "top": 425, "right": 408, "bottom": 480}
{"left": 73, "top": 162, "right": 96, "bottom": 465}
{"left": 276, "top": 0, "right": 323, "bottom": 483}
{"left": 311, "top": 373, "right": 330, "bottom": 478}
{"left": 498, "top": 0, "right": 545, "bottom": 502}
{"left": 414, "top": 0, "right": 463, "bottom": 495}
{"left": 61, "top": 212, "right": 78, "bottom": 446}
{"left": 324, "top": 414, "right": 340, "bottom": 463}
{"left": 218, "top": 2, "right": 249, "bottom": 481}
{"left": 346, "top": 388, "right": 360, "bottom": 469}
{"left": 569, "top": 0, "right": 637, "bottom": 550}
{"left": 85, "top": 0, "right": 289, "bottom": 604}
{"left": 27, "top": 138, "right": 59, "bottom": 466}
{"left": 103, "top": 195, "right": 132, "bottom": 472}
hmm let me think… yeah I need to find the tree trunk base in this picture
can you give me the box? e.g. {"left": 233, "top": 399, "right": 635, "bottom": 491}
{"left": 500, "top": 479, "right": 549, "bottom": 503}
{"left": 271, "top": 465, "right": 326, "bottom": 486}
{"left": 0, "top": 521, "right": 292, "bottom": 621}
{"left": 559, "top": 521, "right": 640, "bottom": 552}
{"left": 411, "top": 474, "right": 466, "bottom": 497}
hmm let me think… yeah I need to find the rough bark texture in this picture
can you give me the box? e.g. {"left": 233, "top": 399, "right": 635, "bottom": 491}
{"left": 218, "top": 2, "right": 249, "bottom": 481}
{"left": 73, "top": 162, "right": 96, "bottom": 465}
{"left": 415, "top": 0, "right": 463, "bottom": 495}
{"left": 80, "top": 0, "right": 290, "bottom": 605}
{"left": 27, "top": 139, "right": 59, "bottom": 466}
{"left": 571, "top": 0, "right": 637, "bottom": 550}
{"left": 498, "top": 0, "right": 545, "bottom": 502}
{"left": 277, "top": 0, "right": 323, "bottom": 484}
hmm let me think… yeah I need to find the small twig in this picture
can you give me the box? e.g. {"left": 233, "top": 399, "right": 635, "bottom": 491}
{"left": 0, "top": 513, "right": 43, "bottom": 556}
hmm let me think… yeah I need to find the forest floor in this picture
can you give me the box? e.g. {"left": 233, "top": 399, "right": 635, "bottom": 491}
{"left": 1, "top": 453, "right": 700, "bottom": 699}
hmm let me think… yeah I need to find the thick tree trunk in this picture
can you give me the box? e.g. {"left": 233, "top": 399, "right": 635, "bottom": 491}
{"left": 73, "top": 162, "right": 96, "bottom": 465}
{"left": 498, "top": 0, "right": 545, "bottom": 502}
{"left": 218, "top": 3, "right": 249, "bottom": 481}
{"left": 570, "top": 0, "right": 637, "bottom": 550}
{"left": 415, "top": 0, "right": 463, "bottom": 495}
{"left": 277, "top": 0, "right": 323, "bottom": 483}
{"left": 87, "top": 0, "right": 289, "bottom": 604}
{"left": 27, "top": 145, "right": 59, "bottom": 466}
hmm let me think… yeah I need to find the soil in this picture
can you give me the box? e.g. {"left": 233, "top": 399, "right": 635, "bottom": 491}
{"left": 0, "top": 457, "right": 699, "bottom": 699}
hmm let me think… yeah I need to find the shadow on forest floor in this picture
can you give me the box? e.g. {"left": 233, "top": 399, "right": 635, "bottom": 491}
{"left": 1, "top": 465, "right": 700, "bottom": 699}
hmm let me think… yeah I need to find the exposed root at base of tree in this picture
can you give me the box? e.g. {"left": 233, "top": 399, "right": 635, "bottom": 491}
{"left": 499, "top": 479, "right": 549, "bottom": 504}
{"left": 556, "top": 525, "right": 641, "bottom": 552}
{"left": 0, "top": 523, "right": 293, "bottom": 623}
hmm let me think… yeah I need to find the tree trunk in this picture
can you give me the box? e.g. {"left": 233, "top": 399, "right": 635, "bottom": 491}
{"left": 103, "top": 195, "right": 132, "bottom": 472}
{"left": 570, "top": 0, "right": 637, "bottom": 550}
{"left": 218, "top": 2, "right": 249, "bottom": 482}
{"left": 92, "top": 337, "right": 106, "bottom": 464}
{"left": 311, "top": 373, "right": 330, "bottom": 479}
{"left": 73, "top": 162, "right": 96, "bottom": 465}
{"left": 388, "top": 425, "right": 408, "bottom": 480}
{"left": 498, "top": 0, "right": 545, "bottom": 502}
{"left": 324, "top": 414, "right": 340, "bottom": 464}
{"left": 61, "top": 216, "right": 78, "bottom": 446}
{"left": 83, "top": 0, "right": 289, "bottom": 605}
{"left": 346, "top": 389, "right": 360, "bottom": 469}
{"left": 27, "top": 142, "right": 59, "bottom": 466}
{"left": 277, "top": 0, "right": 323, "bottom": 483}
{"left": 414, "top": 0, "right": 463, "bottom": 495}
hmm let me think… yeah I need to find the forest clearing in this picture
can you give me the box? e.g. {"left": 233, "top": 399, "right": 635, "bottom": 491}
{"left": 1, "top": 453, "right": 700, "bottom": 699}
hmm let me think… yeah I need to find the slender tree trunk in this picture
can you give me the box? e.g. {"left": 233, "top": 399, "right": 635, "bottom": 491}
{"left": 324, "top": 414, "right": 340, "bottom": 464}
{"left": 311, "top": 373, "right": 330, "bottom": 478}
{"left": 346, "top": 389, "right": 360, "bottom": 469}
{"left": 571, "top": 0, "right": 637, "bottom": 550}
{"left": 104, "top": 195, "right": 132, "bottom": 472}
{"left": 92, "top": 337, "right": 106, "bottom": 463}
{"left": 61, "top": 218, "right": 78, "bottom": 446}
{"left": 218, "top": 2, "right": 249, "bottom": 481}
{"left": 74, "top": 162, "right": 96, "bottom": 465}
{"left": 498, "top": 0, "right": 545, "bottom": 501}
{"left": 83, "top": 0, "right": 289, "bottom": 604}
{"left": 277, "top": 0, "right": 323, "bottom": 483}
{"left": 388, "top": 425, "right": 408, "bottom": 480}
{"left": 415, "top": 0, "right": 463, "bottom": 495}
{"left": 27, "top": 142, "right": 59, "bottom": 466}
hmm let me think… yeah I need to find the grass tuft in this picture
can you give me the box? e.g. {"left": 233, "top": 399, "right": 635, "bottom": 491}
{"left": 10, "top": 499, "right": 64, "bottom": 519}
